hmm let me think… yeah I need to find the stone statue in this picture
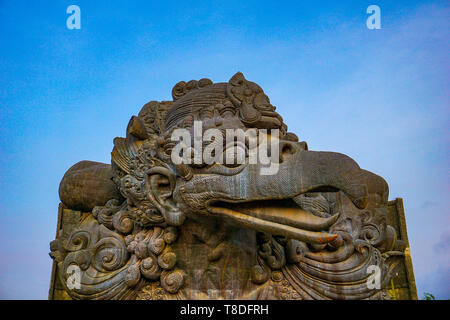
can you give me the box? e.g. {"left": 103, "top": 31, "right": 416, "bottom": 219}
{"left": 49, "top": 72, "right": 416, "bottom": 300}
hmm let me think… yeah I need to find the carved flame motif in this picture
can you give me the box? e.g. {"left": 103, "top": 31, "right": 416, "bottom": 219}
{"left": 51, "top": 72, "right": 406, "bottom": 300}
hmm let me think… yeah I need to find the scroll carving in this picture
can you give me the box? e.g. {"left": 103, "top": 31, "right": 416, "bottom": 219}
{"left": 51, "top": 72, "right": 410, "bottom": 300}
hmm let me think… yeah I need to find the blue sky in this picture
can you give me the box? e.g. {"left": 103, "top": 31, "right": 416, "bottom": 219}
{"left": 0, "top": 0, "right": 448, "bottom": 299}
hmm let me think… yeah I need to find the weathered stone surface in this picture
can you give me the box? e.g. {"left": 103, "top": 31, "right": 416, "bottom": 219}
{"left": 49, "top": 72, "right": 417, "bottom": 300}
{"left": 59, "top": 160, "right": 124, "bottom": 212}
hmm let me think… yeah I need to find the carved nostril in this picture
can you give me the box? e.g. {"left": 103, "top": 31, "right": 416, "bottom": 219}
{"left": 280, "top": 141, "right": 297, "bottom": 163}
{"left": 282, "top": 144, "right": 294, "bottom": 155}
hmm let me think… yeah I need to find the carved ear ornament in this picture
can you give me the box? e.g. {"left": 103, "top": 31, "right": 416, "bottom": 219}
{"left": 145, "top": 167, "right": 185, "bottom": 227}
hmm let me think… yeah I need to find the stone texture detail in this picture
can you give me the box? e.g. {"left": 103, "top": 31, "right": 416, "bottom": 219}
{"left": 49, "top": 72, "right": 417, "bottom": 300}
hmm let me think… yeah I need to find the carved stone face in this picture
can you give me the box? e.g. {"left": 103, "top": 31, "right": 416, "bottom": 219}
{"left": 112, "top": 73, "right": 371, "bottom": 241}
{"left": 54, "top": 72, "right": 404, "bottom": 300}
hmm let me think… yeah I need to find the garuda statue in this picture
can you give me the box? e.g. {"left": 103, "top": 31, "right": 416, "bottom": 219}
{"left": 49, "top": 72, "right": 416, "bottom": 300}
